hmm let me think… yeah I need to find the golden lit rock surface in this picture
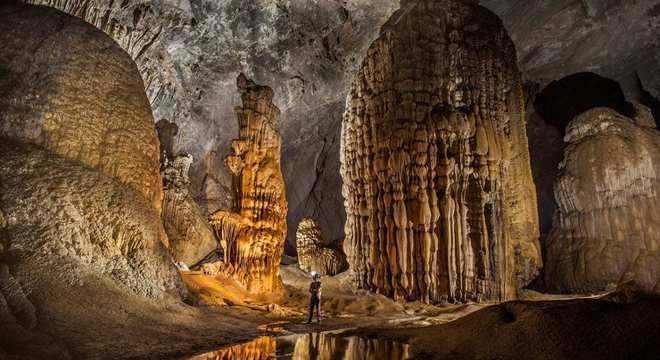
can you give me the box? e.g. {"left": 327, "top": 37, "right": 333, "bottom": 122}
{"left": 161, "top": 154, "right": 218, "bottom": 265}
{"left": 0, "top": 140, "right": 184, "bottom": 299}
{"left": 296, "top": 218, "right": 348, "bottom": 276}
{"left": 0, "top": 2, "right": 162, "bottom": 212}
{"left": 209, "top": 74, "right": 288, "bottom": 297}
{"left": 341, "top": 0, "right": 541, "bottom": 303}
{"left": 545, "top": 107, "right": 660, "bottom": 294}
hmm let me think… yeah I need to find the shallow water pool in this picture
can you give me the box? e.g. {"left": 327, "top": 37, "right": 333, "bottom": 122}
{"left": 187, "top": 331, "right": 412, "bottom": 359}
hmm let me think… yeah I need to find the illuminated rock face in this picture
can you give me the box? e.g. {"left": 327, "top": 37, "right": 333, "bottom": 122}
{"left": 0, "top": 2, "right": 162, "bottom": 213}
{"left": 209, "top": 74, "right": 288, "bottom": 297}
{"left": 0, "top": 141, "right": 185, "bottom": 300}
{"left": 545, "top": 107, "right": 660, "bottom": 294}
{"left": 296, "top": 218, "right": 349, "bottom": 276}
{"left": 0, "top": 6, "right": 183, "bottom": 342}
{"left": 161, "top": 154, "right": 218, "bottom": 265}
{"left": 341, "top": 0, "right": 541, "bottom": 303}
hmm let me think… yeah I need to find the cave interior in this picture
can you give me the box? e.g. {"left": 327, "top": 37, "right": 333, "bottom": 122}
{"left": 1, "top": 0, "right": 659, "bottom": 359}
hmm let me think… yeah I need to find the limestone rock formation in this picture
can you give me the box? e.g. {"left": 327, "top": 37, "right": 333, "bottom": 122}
{"left": 545, "top": 107, "right": 660, "bottom": 294}
{"left": 161, "top": 153, "right": 218, "bottom": 266}
{"left": 296, "top": 218, "right": 349, "bottom": 276}
{"left": 0, "top": 140, "right": 185, "bottom": 301}
{"left": 341, "top": 0, "right": 541, "bottom": 303}
{"left": 209, "top": 74, "right": 288, "bottom": 297}
{"left": 0, "top": 1, "right": 162, "bottom": 212}
{"left": 28, "top": 0, "right": 660, "bottom": 257}
{"left": 0, "top": 7, "right": 187, "bottom": 355}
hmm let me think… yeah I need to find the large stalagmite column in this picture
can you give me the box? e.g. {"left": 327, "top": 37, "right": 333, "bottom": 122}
{"left": 341, "top": 0, "right": 541, "bottom": 303}
{"left": 209, "top": 74, "right": 288, "bottom": 297}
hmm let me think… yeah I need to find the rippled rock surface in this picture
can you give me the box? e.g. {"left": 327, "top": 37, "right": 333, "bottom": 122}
{"left": 209, "top": 74, "right": 288, "bottom": 297}
{"left": 341, "top": 0, "right": 541, "bottom": 303}
{"left": 296, "top": 218, "right": 348, "bottom": 276}
{"left": 546, "top": 107, "right": 660, "bottom": 294}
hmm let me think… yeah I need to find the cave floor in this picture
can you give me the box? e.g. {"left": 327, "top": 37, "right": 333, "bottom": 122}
{"left": 5, "top": 266, "right": 658, "bottom": 360}
{"left": 173, "top": 266, "right": 659, "bottom": 360}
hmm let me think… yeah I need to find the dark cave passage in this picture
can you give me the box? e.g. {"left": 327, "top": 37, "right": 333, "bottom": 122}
{"left": 534, "top": 72, "right": 636, "bottom": 131}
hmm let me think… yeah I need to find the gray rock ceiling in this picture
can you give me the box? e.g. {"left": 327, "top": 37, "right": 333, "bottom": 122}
{"left": 25, "top": 0, "right": 660, "bottom": 253}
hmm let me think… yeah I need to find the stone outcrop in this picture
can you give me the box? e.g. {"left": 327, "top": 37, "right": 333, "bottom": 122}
{"left": 209, "top": 74, "right": 288, "bottom": 297}
{"left": 0, "top": 1, "right": 162, "bottom": 212}
{"left": 0, "top": 140, "right": 185, "bottom": 301}
{"left": 161, "top": 153, "right": 218, "bottom": 266}
{"left": 0, "top": 7, "right": 187, "bottom": 355}
{"left": 296, "top": 218, "right": 348, "bottom": 276}
{"left": 341, "top": 0, "right": 541, "bottom": 303}
{"left": 0, "top": 208, "right": 38, "bottom": 335}
{"left": 545, "top": 107, "right": 660, "bottom": 294}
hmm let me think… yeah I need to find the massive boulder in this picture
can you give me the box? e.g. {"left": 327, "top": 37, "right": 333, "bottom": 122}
{"left": 0, "top": 141, "right": 184, "bottom": 301}
{"left": 545, "top": 107, "right": 660, "bottom": 294}
{"left": 0, "top": 1, "right": 162, "bottom": 212}
{"left": 0, "top": 3, "right": 185, "bottom": 355}
{"left": 296, "top": 218, "right": 348, "bottom": 276}
{"left": 209, "top": 74, "right": 288, "bottom": 297}
{"left": 341, "top": 0, "right": 541, "bottom": 303}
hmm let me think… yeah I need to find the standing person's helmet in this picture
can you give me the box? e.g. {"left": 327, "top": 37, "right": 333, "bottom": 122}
{"left": 312, "top": 272, "right": 321, "bottom": 280}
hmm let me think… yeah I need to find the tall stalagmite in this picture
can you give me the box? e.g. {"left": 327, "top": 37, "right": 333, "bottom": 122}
{"left": 545, "top": 106, "right": 660, "bottom": 294}
{"left": 341, "top": 0, "right": 541, "bottom": 303}
{"left": 209, "top": 74, "right": 287, "bottom": 297}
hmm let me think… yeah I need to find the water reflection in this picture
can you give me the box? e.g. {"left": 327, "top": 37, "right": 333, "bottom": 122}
{"left": 188, "top": 332, "right": 412, "bottom": 360}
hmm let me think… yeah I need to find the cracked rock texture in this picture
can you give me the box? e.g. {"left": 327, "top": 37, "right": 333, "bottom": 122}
{"left": 161, "top": 153, "right": 218, "bottom": 266}
{"left": 296, "top": 218, "right": 348, "bottom": 276}
{"left": 545, "top": 107, "right": 660, "bottom": 294}
{"left": 341, "top": 0, "right": 541, "bottom": 303}
{"left": 1, "top": 1, "right": 163, "bottom": 213}
{"left": 209, "top": 75, "right": 287, "bottom": 297}
{"left": 26, "top": 0, "right": 660, "bottom": 256}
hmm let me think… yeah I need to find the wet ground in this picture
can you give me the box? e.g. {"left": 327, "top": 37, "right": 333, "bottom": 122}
{"left": 185, "top": 331, "right": 412, "bottom": 360}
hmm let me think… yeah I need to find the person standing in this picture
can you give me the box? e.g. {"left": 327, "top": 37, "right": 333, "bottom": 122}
{"left": 306, "top": 272, "right": 322, "bottom": 324}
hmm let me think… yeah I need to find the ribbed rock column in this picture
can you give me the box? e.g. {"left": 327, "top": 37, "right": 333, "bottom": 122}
{"left": 209, "top": 74, "right": 288, "bottom": 297}
{"left": 341, "top": 0, "right": 541, "bottom": 303}
{"left": 296, "top": 218, "right": 349, "bottom": 276}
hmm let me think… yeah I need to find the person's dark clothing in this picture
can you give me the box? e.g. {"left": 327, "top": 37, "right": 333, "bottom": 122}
{"left": 307, "top": 280, "right": 322, "bottom": 323}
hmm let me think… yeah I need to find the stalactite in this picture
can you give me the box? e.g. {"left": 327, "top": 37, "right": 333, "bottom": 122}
{"left": 341, "top": 0, "right": 541, "bottom": 303}
{"left": 209, "top": 74, "right": 287, "bottom": 297}
{"left": 296, "top": 218, "right": 348, "bottom": 276}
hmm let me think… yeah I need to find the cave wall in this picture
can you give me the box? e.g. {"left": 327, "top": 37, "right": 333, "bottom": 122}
{"left": 545, "top": 107, "right": 660, "bottom": 294}
{"left": 25, "top": 0, "right": 660, "bottom": 257}
{"left": 341, "top": 0, "right": 541, "bottom": 303}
